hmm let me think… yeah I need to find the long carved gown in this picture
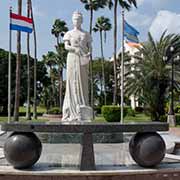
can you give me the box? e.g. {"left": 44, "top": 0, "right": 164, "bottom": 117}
{"left": 62, "top": 29, "right": 92, "bottom": 122}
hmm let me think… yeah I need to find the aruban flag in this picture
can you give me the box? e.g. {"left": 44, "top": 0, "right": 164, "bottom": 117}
{"left": 124, "top": 21, "right": 139, "bottom": 44}
{"left": 10, "top": 12, "right": 33, "bottom": 33}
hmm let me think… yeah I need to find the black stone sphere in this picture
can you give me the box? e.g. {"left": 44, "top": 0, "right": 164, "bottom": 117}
{"left": 4, "top": 132, "right": 42, "bottom": 169}
{"left": 129, "top": 132, "right": 166, "bottom": 167}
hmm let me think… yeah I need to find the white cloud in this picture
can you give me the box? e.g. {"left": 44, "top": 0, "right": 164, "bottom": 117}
{"left": 33, "top": 6, "right": 45, "bottom": 17}
{"left": 126, "top": 11, "right": 152, "bottom": 27}
{"left": 149, "top": 10, "right": 180, "bottom": 39}
{"left": 136, "top": 0, "right": 145, "bottom": 6}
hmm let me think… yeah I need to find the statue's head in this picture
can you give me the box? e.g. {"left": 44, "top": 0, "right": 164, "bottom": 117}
{"left": 72, "top": 11, "right": 83, "bottom": 28}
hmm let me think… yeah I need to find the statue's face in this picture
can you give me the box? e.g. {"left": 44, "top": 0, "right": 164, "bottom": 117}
{"left": 72, "top": 16, "right": 82, "bottom": 28}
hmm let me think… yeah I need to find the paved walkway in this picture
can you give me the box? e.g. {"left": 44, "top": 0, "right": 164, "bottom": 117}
{"left": 169, "top": 127, "right": 180, "bottom": 137}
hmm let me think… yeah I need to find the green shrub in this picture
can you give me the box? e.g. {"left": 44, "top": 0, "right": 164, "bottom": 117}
{"left": 159, "top": 115, "right": 167, "bottom": 122}
{"left": 102, "top": 106, "right": 128, "bottom": 122}
{"left": 47, "top": 107, "right": 62, "bottom": 115}
{"left": 135, "top": 106, "right": 144, "bottom": 113}
{"left": 127, "top": 107, "right": 136, "bottom": 117}
{"left": 175, "top": 106, "right": 180, "bottom": 113}
{"left": 176, "top": 114, "right": 180, "bottom": 125}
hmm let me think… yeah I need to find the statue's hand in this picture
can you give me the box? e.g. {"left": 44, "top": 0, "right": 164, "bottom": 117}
{"left": 75, "top": 47, "right": 85, "bottom": 56}
{"left": 74, "top": 47, "right": 80, "bottom": 54}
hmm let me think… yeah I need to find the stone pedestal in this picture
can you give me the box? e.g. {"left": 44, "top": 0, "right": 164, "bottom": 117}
{"left": 167, "top": 115, "right": 176, "bottom": 127}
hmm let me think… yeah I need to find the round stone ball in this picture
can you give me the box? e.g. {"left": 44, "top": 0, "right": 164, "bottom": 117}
{"left": 129, "top": 132, "right": 166, "bottom": 167}
{"left": 4, "top": 132, "right": 42, "bottom": 169}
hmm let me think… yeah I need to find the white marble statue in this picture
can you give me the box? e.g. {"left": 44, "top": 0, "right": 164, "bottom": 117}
{"left": 62, "top": 11, "right": 93, "bottom": 123}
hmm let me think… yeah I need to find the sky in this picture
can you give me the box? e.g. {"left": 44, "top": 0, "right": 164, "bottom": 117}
{"left": 1, "top": 0, "right": 180, "bottom": 60}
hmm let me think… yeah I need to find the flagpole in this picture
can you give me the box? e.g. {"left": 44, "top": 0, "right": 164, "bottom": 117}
{"left": 8, "top": 7, "right": 12, "bottom": 123}
{"left": 120, "top": 9, "right": 125, "bottom": 124}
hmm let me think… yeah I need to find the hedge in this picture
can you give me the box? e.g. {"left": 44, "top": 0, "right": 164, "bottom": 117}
{"left": 102, "top": 105, "right": 128, "bottom": 122}
{"left": 47, "top": 107, "right": 62, "bottom": 115}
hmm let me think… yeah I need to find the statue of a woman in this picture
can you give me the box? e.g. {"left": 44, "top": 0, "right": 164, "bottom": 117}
{"left": 62, "top": 11, "right": 93, "bottom": 123}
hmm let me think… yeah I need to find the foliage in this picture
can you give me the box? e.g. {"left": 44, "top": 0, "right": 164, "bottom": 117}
{"left": 176, "top": 114, "right": 180, "bottom": 125}
{"left": 80, "top": 0, "right": 112, "bottom": 11}
{"left": 159, "top": 115, "right": 167, "bottom": 122}
{"left": 0, "top": 48, "right": 49, "bottom": 115}
{"left": 92, "top": 58, "right": 114, "bottom": 105}
{"left": 47, "top": 107, "right": 62, "bottom": 115}
{"left": 93, "top": 16, "right": 112, "bottom": 105}
{"left": 102, "top": 105, "right": 128, "bottom": 122}
{"left": 51, "top": 19, "right": 68, "bottom": 44}
{"left": 125, "top": 32, "right": 180, "bottom": 121}
{"left": 135, "top": 107, "right": 144, "bottom": 113}
{"left": 93, "top": 16, "right": 111, "bottom": 43}
{"left": 175, "top": 105, "right": 180, "bottom": 113}
{"left": 127, "top": 107, "right": 136, "bottom": 117}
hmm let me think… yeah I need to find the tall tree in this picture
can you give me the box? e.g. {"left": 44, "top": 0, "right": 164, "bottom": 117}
{"left": 111, "top": 0, "right": 137, "bottom": 105}
{"left": 55, "top": 43, "right": 68, "bottom": 109}
{"left": 80, "top": 0, "right": 110, "bottom": 109}
{"left": 93, "top": 58, "right": 114, "bottom": 105}
{"left": 51, "top": 19, "right": 68, "bottom": 45}
{"left": 42, "top": 51, "right": 57, "bottom": 106}
{"left": 125, "top": 32, "right": 180, "bottom": 121}
{"left": 29, "top": 0, "right": 38, "bottom": 119}
{"left": 13, "top": 0, "right": 22, "bottom": 121}
{"left": 93, "top": 16, "right": 112, "bottom": 105}
{"left": 26, "top": 0, "right": 31, "bottom": 120}
{"left": 51, "top": 19, "right": 68, "bottom": 109}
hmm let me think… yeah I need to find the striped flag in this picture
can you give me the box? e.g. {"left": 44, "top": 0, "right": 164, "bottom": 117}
{"left": 124, "top": 21, "right": 139, "bottom": 43}
{"left": 10, "top": 12, "right": 33, "bottom": 33}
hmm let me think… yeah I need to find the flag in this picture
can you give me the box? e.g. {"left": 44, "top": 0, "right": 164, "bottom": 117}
{"left": 124, "top": 21, "right": 139, "bottom": 43}
{"left": 10, "top": 12, "right": 33, "bottom": 33}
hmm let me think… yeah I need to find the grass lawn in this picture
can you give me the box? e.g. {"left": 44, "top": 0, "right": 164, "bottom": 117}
{"left": 0, "top": 106, "right": 48, "bottom": 123}
{"left": 94, "top": 113, "right": 151, "bottom": 123}
{"left": 19, "top": 106, "right": 46, "bottom": 113}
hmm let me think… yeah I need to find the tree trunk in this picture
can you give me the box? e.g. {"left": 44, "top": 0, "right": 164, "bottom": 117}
{"left": 89, "top": 8, "right": 94, "bottom": 114}
{"left": 57, "top": 38, "right": 63, "bottom": 110}
{"left": 50, "top": 66, "right": 56, "bottom": 107}
{"left": 26, "top": 0, "right": 31, "bottom": 120}
{"left": 113, "top": 0, "right": 118, "bottom": 105}
{"left": 13, "top": 0, "right": 22, "bottom": 121}
{"left": 30, "top": 0, "right": 37, "bottom": 119}
{"left": 100, "top": 30, "right": 106, "bottom": 105}
{"left": 59, "top": 68, "right": 63, "bottom": 110}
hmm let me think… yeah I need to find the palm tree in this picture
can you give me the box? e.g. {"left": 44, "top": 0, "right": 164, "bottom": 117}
{"left": 26, "top": 0, "right": 31, "bottom": 120}
{"left": 13, "top": 0, "right": 22, "bottom": 121}
{"left": 51, "top": 19, "right": 68, "bottom": 109}
{"left": 111, "top": 0, "right": 137, "bottom": 105}
{"left": 29, "top": 0, "right": 38, "bottom": 119}
{"left": 42, "top": 51, "right": 57, "bottom": 106}
{"left": 55, "top": 43, "right": 68, "bottom": 109}
{"left": 51, "top": 19, "right": 68, "bottom": 45}
{"left": 80, "top": 0, "right": 111, "bottom": 109}
{"left": 93, "top": 16, "right": 112, "bottom": 105}
{"left": 125, "top": 32, "right": 180, "bottom": 121}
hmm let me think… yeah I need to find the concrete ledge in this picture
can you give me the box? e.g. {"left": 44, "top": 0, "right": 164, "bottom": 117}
{"left": 38, "top": 133, "right": 124, "bottom": 143}
{"left": 1, "top": 122, "right": 169, "bottom": 133}
{"left": 0, "top": 164, "right": 180, "bottom": 180}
